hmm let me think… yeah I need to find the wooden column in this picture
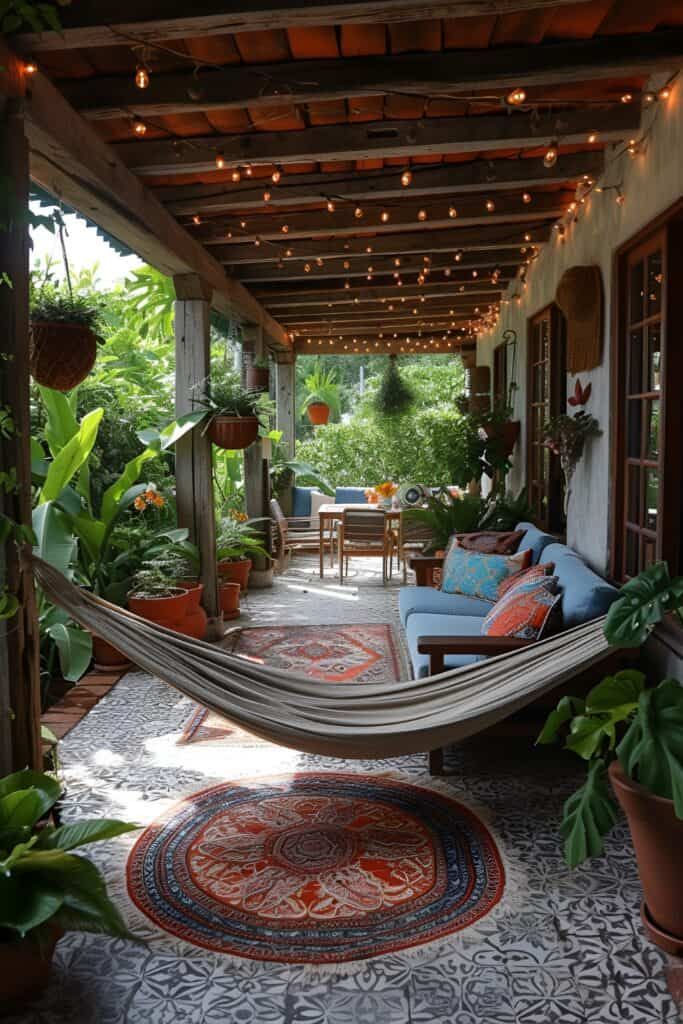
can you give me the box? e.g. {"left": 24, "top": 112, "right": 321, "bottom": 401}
{"left": 242, "top": 325, "right": 273, "bottom": 587}
{"left": 0, "top": 98, "right": 41, "bottom": 771}
{"left": 275, "top": 351, "right": 296, "bottom": 515}
{"left": 173, "top": 274, "right": 222, "bottom": 636}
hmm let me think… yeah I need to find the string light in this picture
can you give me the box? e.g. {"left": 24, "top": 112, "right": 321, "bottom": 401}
{"left": 304, "top": 263, "right": 311, "bottom": 272}
{"left": 24, "top": 61, "right": 38, "bottom": 75}
{"left": 316, "top": 257, "right": 324, "bottom": 267}
{"left": 132, "top": 119, "right": 147, "bottom": 135}
{"left": 192, "top": 214, "right": 201, "bottom": 225}
{"left": 615, "top": 188, "right": 625, "bottom": 207}
{"left": 354, "top": 206, "right": 364, "bottom": 219}
{"left": 506, "top": 87, "right": 526, "bottom": 106}
{"left": 135, "top": 64, "right": 150, "bottom": 89}
{"left": 524, "top": 232, "right": 532, "bottom": 242}
{"left": 587, "top": 131, "right": 598, "bottom": 144}
{"left": 239, "top": 220, "right": 247, "bottom": 228}
{"left": 254, "top": 237, "right": 261, "bottom": 247}
{"left": 485, "top": 199, "right": 496, "bottom": 213}
{"left": 394, "top": 257, "right": 401, "bottom": 267}
{"left": 522, "top": 192, "right": 532, "bottom": 204}
{"left": 659, "top": 86, "right": 671, "bottom": 101}
{"left": 448, "top": 206, "right": 457, "bottom": 218}
{"left": 326, "top": 199, "right": 336, "bottom": 213}
{"left": 380, "top": 210, "right": 390, "bottom": 223}
{"left": 401, "top": 170, "right": 413, "bottom": 187}
{"left": 417, "top": 209, "right": 427, "bottom": 221}
{"left": 344, "top": 280, "right": 350, "bottom": 289}
{"left": 621, "top": 92, "right": 633, "bottom": 104}
{"left": 285, "top": 248, "right": 293, "bottom": 257}
{"left": 263, "top": 190, "right": 271, "bottom": 202}
{"left": 271, "top": 169, "right": 282, "bottom": 183}
{"left": 543, "top": 142, "right": 558, "bottom": 168}
{"left": 281, "top": 224, "right": 289, "bottom": 233}
{"left": 454, "top": 250, "right": 463, "bottom": 262}
{"left": 244, "top": 165, "right": 253, "bottom": 177}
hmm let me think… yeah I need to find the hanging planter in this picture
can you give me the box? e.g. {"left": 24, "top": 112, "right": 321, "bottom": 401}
{"left": 306, "top": 401, "right": 330, "bottom": 425}
{"left": 246, "top": 360, "right": 270, "bottom": 391}
{"left": 484, "top": 420, "right": 521, "bottom": 456}
{"left": 199, "top": 371, "right": 272, "bottom": 450}
{"left": 29, "top": 321, "right": 99, "bottom": 392}
{"left": 207, "top": 415, "right": 260, "bottom": 450}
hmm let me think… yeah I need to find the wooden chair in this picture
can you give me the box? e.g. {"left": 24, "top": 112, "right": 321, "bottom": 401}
{"left": 270, "top": 498, "right": 333, "bottom": 570}
{"left": 397, "top": 511, "right": 434, "bottom": 581}
{"left": 337, "top": 509, "right": 396, "bottom": 583}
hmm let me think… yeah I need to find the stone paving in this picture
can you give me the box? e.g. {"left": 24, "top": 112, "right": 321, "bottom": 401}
{"left": 11, "top": 555, "right": 681, "bottom": 1024}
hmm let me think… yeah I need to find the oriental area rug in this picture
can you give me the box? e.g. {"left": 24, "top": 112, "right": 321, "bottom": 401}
{"left": 126, "top": 772, "right": 505, "bottom": 964}
{"left": 178, "top": 624, "right": 403, "bottom": 747}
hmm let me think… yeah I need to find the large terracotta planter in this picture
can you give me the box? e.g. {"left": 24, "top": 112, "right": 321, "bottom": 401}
{"left": 180, "top": 607, "right": 208, "bottom": 640}
{"left": 0, "top": 925, "right": 62, "bottom": 1010}
{"left": 219, "top": 581, "right": 241, "bottom": 619}
{"left": 29, "top": 321, "right": 98, "bottom": 392}
{"left": 91, "top": 634, "right": 132, "bottom": 671}
{"left": 246, "top": 365, "right": 269, "bottom": 391}
{"left": 307, "top": 401, "right": 330, "bottom": 425}
{"left": 176, "top": 580, "right": 203, "bottom": 613}
{"left": 207, "top": 415, "right": 259, "bottom": 450}
{"left": 609, "top": 760, "right": 683, "bottom": 954}
{"left": 128, "top": 589, "right": 191, "bottom": 628}
{"left": 218, "top": 558, "right": 252, "bottom": 592}
{"left": 484, "top": 420, "right": 521, "bottom": 456}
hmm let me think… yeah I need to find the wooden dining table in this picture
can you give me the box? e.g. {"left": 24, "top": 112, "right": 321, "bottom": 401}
{"left": 317, "top": 503, "right": 400, "bottom": 577}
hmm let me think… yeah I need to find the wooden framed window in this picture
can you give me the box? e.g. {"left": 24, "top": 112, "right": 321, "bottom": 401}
{"left": 612, "top": 210, "right": 683, "bottom": 581}
{"left": 527, "top": 305, "right": 567, "bottom": 532}
{"left": 493, "top": 342, "right": 507, "bottom": 407}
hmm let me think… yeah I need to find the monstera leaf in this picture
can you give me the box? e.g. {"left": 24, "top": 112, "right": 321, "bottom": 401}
{"left": 560, "top": 758, "right": 620, "bottom": 868}
{"left": 604, "top": 562, "right": 683, "bottom": 647}
{"left": 617, "top": 679, "right": 683, "bottom": 817}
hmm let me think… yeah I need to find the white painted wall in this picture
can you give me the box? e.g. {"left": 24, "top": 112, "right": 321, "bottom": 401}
{"left": 477, "top": 79, "right": 683, "bottom": 573}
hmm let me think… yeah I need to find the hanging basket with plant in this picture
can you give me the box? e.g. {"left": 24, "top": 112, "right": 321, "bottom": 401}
{"left": 245, "top": 356, "right": 270, "bottom": 391}
{"left": 29, "top": 293, "right": 103, "bottom": 392}
{"left": 374, "top": 355, "right": 414, "bottom": 416}
{"left": 300, "top": 361, "right": 341, "bottom": 425}
{"left": 198, "top": 372, "right": 273, "bottom": 450}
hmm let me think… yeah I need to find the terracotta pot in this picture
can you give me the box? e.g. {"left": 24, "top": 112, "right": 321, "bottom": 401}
{"left": 29, "top": 321, "right": 98, "bottom": 392}
{"left": 246, "top": 365, "right": 269, "bottom": 390}
{"left": 0, "top": 925, "right": 62, "bottom": 1010}
{"left": 179, "top": 607, "right": 208, "bottom": 640}
{"left": 484, "top": 420, "right": 521, "bottom": 456}
{"left": 207, "top": 415, "right": 259, "bottom": 450}
{"left": 307, "top": 401, "right": 330, "bottom": 425}
{"left": 609, "top": 760, "right": 683, "bottom": 954}
{"left": 176, "top": 580, "right": 203, "bottom": 613}
{"left": 128, "top": 588, "right": 191, "bottom": 628}
{"left": 217, "top": 558, "right": 252, "bottom": 592}
{"left": 91, "top": 634, "right": 132, "bottom": 671}
{"left": 219, "top": 581, "right": 241, "bottom": 619}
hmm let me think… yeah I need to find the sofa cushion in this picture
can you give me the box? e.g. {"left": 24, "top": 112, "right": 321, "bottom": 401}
{"left": 497, "top": 561, "right": 555, "bottom": 599}
{"left": 406, "top": 613, "right": 484, "bottom": 679}
{"left": 441, "top": 547, "right": 531, "bottom": 602}
{"left": 292, "top": 486, "right": 315, "bottom": 518}
{"left": 514, "top": 522, "right": 557, "bottom": 565}
{"left": 542, "top": 543, "right": 618, "bottom": 628}
{"left": 399, "top": 586, "right": 493, "bottom": 627}
{"left": 482, "top": 576, "right": 561, "bottom": 640}
{"left": 457, "top": 530, "right": 525, "bottom": 554}
{"left": 335, "top": 487, "right": 368, "bottom": 504}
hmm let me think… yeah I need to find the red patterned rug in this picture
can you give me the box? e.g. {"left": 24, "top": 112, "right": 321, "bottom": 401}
{"left": 179, "top": 624, "right": 402, "bottom": 746}
{"left": 127, "top": 772, "right": 505, "bottom": 964}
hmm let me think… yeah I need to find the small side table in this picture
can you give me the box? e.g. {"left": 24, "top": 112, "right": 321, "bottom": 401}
{"left": 408, "top": 555, "right": 445, "bottom": 589}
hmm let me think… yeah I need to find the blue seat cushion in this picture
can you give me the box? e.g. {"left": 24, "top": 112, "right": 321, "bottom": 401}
{"left": 399, "top": 586, "right": 492, "bottom": 627}
{"left": 515, "top": 522, "right": 557, "bottom": 565}
{"left": 406, "top": 613, "right": 485, "bottom": 679}
{"left": 292, "top": 486, "right": 316, "bottom": 517}
{"left": 335, "top": 487, "right": 368, "bottom": 504}
{"left": 543, "top": 543, "right": 618, "bottom": 628}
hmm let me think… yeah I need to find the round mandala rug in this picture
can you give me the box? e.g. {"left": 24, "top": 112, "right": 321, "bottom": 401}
{"left": 126, "top": 772, "right": 505, "bottom": 964}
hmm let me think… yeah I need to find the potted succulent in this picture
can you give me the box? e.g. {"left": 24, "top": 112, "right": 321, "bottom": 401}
{"left": 127, "top": 558, "right": 191, "bottom": 628}
{"left": 30, "top": 292, "right": 103, "bottom": 392}
{"left": 216, "top": 516, "right": 269, "bottom": 592}
{"left": 198, "top": 372, "right": 271, "bottom": 450}
{"left": 300, "top": 362, "right": 340, "bottom": 426}
{"left": 537, "top": 561, "right": 683, "bottom": 953}
{"left": 246, "top": 356, "right": 270, "bottom": 392}
{"left": 0, "top": 768, "right": 137, "bottom": 1009}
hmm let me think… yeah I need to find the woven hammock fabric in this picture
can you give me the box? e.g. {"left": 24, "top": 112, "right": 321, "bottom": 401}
{"left": 33, "top": 557, "right": 611, "bottom": 759}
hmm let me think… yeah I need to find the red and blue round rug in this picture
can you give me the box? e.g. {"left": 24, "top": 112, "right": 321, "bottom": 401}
{"left": 126, "top": 772, "right": 505, "bottom": 964}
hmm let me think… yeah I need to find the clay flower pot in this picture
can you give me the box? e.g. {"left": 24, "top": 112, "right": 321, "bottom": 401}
{"left": 176, "top": 580, "right": 203, "bottom": 613}
{"left": 484, "top": 420, "right": 521, "bottom": 456}
{"left": 207, "top": 415, "right": 259, "bottom": 450}
{"left": 609, "top": 760, "right": 683, "bottom": 954}
{"left": 0, "top": 925, "right": 62, "bottom": 1010}
{"left": 91, "top": 634, "right": 132, "bottom": 671}
{"left": 128, "top": 588, "right": 191, "bottom": 629}
{"left": 246, "top": 365, "right": 269, "bottom": 391}
{"left": 307, "top": 402, "right": 330, "bottom": 426}
{"left": 219, "top": 581, "right": 241, "bottom": 619}
{"left": 180, "top": 607, "right": 208, "bottom": 640}
{"left": 218, "top": 558, "right": 252, "bottom": 592}
{"left": 29, "top": 322, "right": 98, "bottom": 392}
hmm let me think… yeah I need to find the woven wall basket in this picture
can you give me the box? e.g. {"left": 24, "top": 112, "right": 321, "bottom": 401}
{"left": 29, "top": 321, "right": 98, "bottom": 392}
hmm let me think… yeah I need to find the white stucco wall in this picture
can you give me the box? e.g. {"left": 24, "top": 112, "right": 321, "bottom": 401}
{"left": 477, "top": 80, "right": 683, "bottom": 573}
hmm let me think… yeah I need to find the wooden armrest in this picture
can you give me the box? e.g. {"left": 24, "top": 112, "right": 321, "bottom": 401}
{"left": 417, "top": 635, "right": 532, "bottom": 674}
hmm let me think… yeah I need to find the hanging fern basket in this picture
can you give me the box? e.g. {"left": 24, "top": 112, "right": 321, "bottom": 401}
{"left": 29, "top": 321, "right": 98, "bottom": 392}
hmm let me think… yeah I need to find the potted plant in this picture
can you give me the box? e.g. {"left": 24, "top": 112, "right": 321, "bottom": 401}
{"left": 216, "top": 516, "right": 269, "bottom": 591}
{"left": 219, "top": 580, "right": 241, "bottom": 619}
{"left": 300, "top": 362, "right": 340, "bottom": 426}
{"left": 479, "top": 400, "right": 520, "bottom": 457}
{"left": 405, "top": 489, "right": 485, "bottom": 553}
{"left": 373, "top": 356, "right": 414, "bottom": 416}
{"left": 543, "top": 382, "right": 599, "bottom": 515}
{"left": 537, "top": 561, "right": 683, "bottom": 953}
{"left": 30, "top": 292, "right": 103, "bottom": 392}
{"left": 365, "top": 480, "right": 398, "bottom": 509}
{"left": 246, "top": 356, "right": 270, "bottom": 391}
{"left": 198, "top": 372, "right": 271, "bottom": 450}
{"left": 127, "top": 558, "right": 191, "bottom": 628}
{"left": 0, "top": 768, "right": 137, "bottom": 1009}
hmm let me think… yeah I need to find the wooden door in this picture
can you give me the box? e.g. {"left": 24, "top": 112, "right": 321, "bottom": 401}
{"left": 526, "top": 305, "right": 566, "bottom": 531}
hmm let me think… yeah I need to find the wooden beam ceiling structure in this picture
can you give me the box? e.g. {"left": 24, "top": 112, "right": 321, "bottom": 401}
{"left": 8, "top": 0, "right": 681, "bottom": 352}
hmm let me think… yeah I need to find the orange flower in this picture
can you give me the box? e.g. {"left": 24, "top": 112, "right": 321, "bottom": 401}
{"left": 152, "top": 494, "right": 165, "bottom": 508}
{"left": 134, "top": 496, "right": 146, "bottom": 511}
{"left": 375, "top": 480, "right": 398, "bottom": 499}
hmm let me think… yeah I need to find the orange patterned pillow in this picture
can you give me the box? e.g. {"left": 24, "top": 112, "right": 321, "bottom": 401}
{"left": 483, "top": 577, "right": 561, "bottom": 640}
{"left": 497, "top": 562, "right": 555, "bottom": 600}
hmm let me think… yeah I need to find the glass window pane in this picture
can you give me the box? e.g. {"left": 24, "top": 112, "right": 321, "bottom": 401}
{"left": 646, "top": 400, "right": 660, "bottom": 459}
{"left": 626, "top": 399, "right": 642, "bottom": 458}
{"left": 645, "top": 470, "right": 659, "bottom": 531}
{"left": 627, "top": 465, "right": 641, "bottom": 525}
{"left": 629, "top": 260, "right": 644, "bottom": 323}
{"left": 646, "top": 250, "right": 663, "bottom": 318}
{"left": 647, "top": 324, "right": 661, "bottom": 392}
{"left": 628, "top": 329, "right": 643, "bottom": 394}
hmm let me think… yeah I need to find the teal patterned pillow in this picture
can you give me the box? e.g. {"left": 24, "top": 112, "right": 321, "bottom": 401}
{"left": 440, "top": 547, "right": 532, "bottom": 602}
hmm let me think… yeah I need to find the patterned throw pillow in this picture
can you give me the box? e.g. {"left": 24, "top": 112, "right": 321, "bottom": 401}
{"left": 457, "top": 530, "right": 526, "bottom": 555}
{"left": 440, "top": 547, "right": 531, "bottom": 602}
{"left": 482, "top": 576, "right": 562, "bottom": 640}
{"left": 497, "top": 561, "right": 555, "bottom": 600}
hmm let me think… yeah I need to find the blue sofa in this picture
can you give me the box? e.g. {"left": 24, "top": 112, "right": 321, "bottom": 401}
{"left": 399, "top": 522, "right": 618, "bottom": 679}
{"left": 292, "top": 485, "right": 368, "bottom": 517}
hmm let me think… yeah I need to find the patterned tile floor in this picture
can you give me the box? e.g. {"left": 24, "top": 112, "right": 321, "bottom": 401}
{"left": 11, "top": 557, "right": 681, "bottom": 1024}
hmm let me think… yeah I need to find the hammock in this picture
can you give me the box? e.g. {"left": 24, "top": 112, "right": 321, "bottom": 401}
{"left": 34, "top": 557, "right": 612, "bottom": 759}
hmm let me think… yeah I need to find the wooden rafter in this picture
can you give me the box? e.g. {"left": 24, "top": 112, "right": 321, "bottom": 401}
{"left": 258, "top": 281, "right": 509, "bottom": 306}
{"left": 114, "top": 107, "right": 640, "bottom": 176}
{"left": 296, "top": 337, "right": 475, "bottom": 354}
{"left": 13, "top": 0, "right": 591, "bottom": 52}
{"left": 238, "top": 251, "right": 523, "bottom": 282}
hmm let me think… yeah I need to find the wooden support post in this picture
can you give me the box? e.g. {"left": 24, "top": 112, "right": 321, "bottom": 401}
{"left": 274, "top": 352, "right": 296, "bottom": 516}
{"left": 0, "top": 99, "right": 41, "bottom": 772}
{"left": 173, "top": 274, "right": 222, "bottom": 637}
{"left": 243, "top": 325, "right": 273, "bottom": 588}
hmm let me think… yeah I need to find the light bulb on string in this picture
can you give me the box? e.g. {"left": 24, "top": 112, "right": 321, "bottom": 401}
{"left": 24, "top": 61, "right": 38, "bottom": 75}
{"left": 354, "top": 206, "right": 364, "bottom": 219}
{"left": 192, "top": 214, "right": 201, "bottom": 225}
{"left": 621, "top": 92, "right": 633, "bottom": 104}
{"left": 271, "top": 169, "right": 282, "bottom": 183}
{"left": 132, "top": 118, "right": 147, "bottom": 135}
{"left": 522, "top": 192, "right": 532, "bottom": 204}
{"left": 659, "top": 86, "right": 671, "bottom": 101}
{"left": 135, "top": 64, "right": 150, "bottom": 89}
{"left": 401, "top": 169, "right": 412, "bottom": 187}
{"left": 485, "top": 199, "right": 495, "bottom": 212}
{"left": 454, "top": 250, "right": 463, "bottom": 262}
{"left": 506, "top": 87, "right": 526, "bottom": 106}
{"left": 417, "top": 209, "right": 427, "bottom": 221}
{"left": 326, "top": 199, "right": 336, "bottom": 213}
{"left": 448, "top": 206, "right": 457, "bottom": 218}
{"left": 543, "top": 142, "right": 558, "bottom": 168}
{"left": 263, "top": 190, "right": 271, "bottom": 202}
{"left": 316, "top": 257, "right": 324, "bottom": 267}
{"left": 244, "top": 165, "right": 253, "bottom": 177}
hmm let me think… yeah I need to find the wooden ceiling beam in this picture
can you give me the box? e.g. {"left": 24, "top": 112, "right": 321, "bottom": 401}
{"left": 216, "top": 222, "right": 549, "bottom": 264}
{"left": 252, "top": 272, "right": 515, "bottom": 297}
{"left": 193, "top": 190, "right": 572, "bottom": 244}
{"left": 259, "top": 282, "right": 506, "bottom": 306}
{"left": 238, "top": 251, "right": 523, "bottom": 282}
{"left": 13, "top": 1, "right": 591, "bottom": 52}
{"left": 57, "top": 31, "right": 683, "bottom": 120}
{"left": 115, "top": 107, "right": 640, "bottom": 177}
{"left": 283, "top": 301, "right": 499, "bottom": 321}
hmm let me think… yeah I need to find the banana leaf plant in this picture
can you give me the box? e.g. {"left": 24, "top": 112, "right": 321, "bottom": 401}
{"left": 403, "top": 490, "right": 486, "bottom": 553}
{"left": 0, "top": 768, "right": 138, "bottom": 944}
{"left": 537, "top": 560, "right": 683, "bottom": 867}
